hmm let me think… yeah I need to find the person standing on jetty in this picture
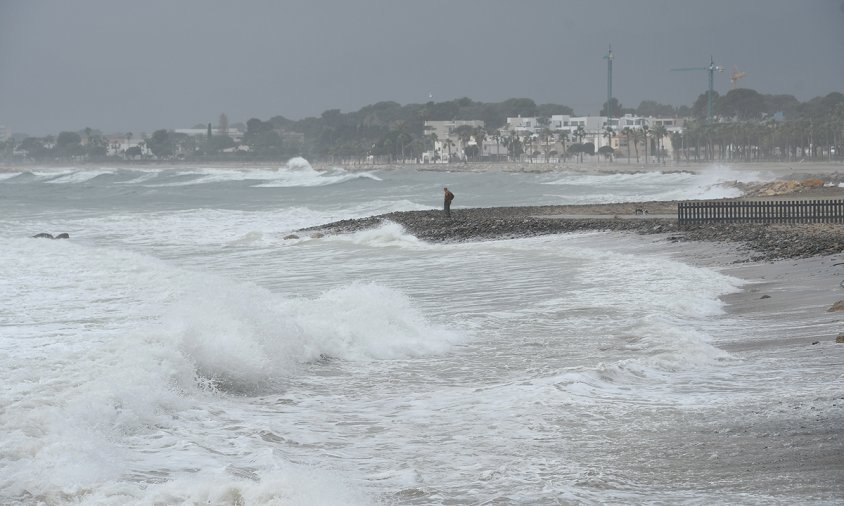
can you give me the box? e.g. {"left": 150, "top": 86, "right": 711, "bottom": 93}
{"left": 443, "top": 187, "right": 455, "bottom": 217}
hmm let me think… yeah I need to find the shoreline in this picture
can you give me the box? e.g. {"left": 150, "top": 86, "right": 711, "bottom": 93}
{"left": 2, "top": 159, "right": 843, "bottom": 177}
{"left": 647, "top": 237, "right": 844, "bottom": 497}
{"left": 303, "top": 204, "right": 844, "bottom": 496}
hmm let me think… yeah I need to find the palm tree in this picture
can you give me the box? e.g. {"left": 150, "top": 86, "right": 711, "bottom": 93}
{"left": 426, "top": 133, "right": 438, "bottom": 162}
{"left": 642, "top": 125, "right": 650, "bottom": 164}
{"left": 540, "top": 128, "right": 554, "bottom": 162}
{"left": 573, "top": 126, "right": 586, "bottom": 162}
{"left": 523, "top": 134, "right": 535, "bottom": 162}
{"left": 492, "top": 130, "right": 502, "bottom": 161}
{"left": 670, "top": 131, "right": 683, "bottom": 162}
{"left": 453, "top": 125, "right": 474, "bottom": 161}
{"left": 443, "top": 138, "right": 455, "bottom": 162}
{"left": 125, "top": 132, "right": 133, "bottom": 159}
{"left": 651, "top": 124, "right": 668, "bottom": 164}
{"left": 602, "top": 127, "right": 615, "bottom": 162}
{"left": 506, "top": 135, "right": 523, "bottom": 161}
{"left": 474, "top": 127, "right": 486, "bottom": 161}
{"left": 630, "top": 128, "right": 641, "bottom": 163}
{"left": 621, "top": 127, "right": 632, "bottom": 163}
{"left": 558, "top": 130, "right": 569, "bottom": 162}
{"left": 397, "top": 131, "right": 412, "bottom": 162}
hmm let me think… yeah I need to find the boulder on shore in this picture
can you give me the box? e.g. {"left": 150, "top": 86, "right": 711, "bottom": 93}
{"left": 828, "top": 300, "right": 844, "bottom": 312}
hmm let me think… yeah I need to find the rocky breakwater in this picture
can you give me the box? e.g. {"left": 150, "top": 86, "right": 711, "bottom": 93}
{"left": 375, "top": 208, "right": 676, "bottom": 243}
{"left": 731, "top": 176, "right": 840, "bottom": 198}
{"left": 301, "top": 201, "right": 844, "bottom": 262}
{"left": 302, "top": 204, "right": 676, "bottom": 243}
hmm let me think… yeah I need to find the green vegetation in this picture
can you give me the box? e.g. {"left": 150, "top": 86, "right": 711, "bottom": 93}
{"left": 2, "top": 91, "right": 842, "bottom": 164}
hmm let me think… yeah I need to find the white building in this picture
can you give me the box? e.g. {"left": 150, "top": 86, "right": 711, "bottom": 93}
{"left": 506, "top": 116, "right": 538, "bottom": 134}
{"left": 492, "top": 111, "right": 690, "bottom": 162}
{"left": 174, "top": 127, "right": 244, "bottom": 142}
{"left": 423, "top": 120, "right": 484, "bottom": 142}
{"left": 105, "top": 134, "right": 151, "bottom": 158}
{"left": 423, "top": 120, "right": 485, "bottom": 162}
{"left": 508, "top": 115, "right": 613, "bottom": 151}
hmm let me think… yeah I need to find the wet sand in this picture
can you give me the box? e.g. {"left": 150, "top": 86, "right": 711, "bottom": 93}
{"left": 654, "top": 240, "right": 844, "bottom": 500}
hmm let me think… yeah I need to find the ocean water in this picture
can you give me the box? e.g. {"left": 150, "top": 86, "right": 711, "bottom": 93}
{"left": 0, "top": 160, "right": 839, "bottom": 504}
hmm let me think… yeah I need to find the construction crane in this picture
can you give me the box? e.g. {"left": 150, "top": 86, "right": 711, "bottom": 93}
{"left": 671, "top": 56, "right": 724, "bottom": 122}
{"left": 730, "top": 66, "right": 748, "bottom": 89}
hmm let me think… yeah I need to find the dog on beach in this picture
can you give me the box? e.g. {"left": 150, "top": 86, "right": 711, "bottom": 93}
{"left": 634, "top": 208, "right": 648, "bottom": 215}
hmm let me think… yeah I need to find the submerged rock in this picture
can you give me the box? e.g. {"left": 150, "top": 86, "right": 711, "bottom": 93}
{"left": 32, "top": 233, "right": 69, "bottom": 239}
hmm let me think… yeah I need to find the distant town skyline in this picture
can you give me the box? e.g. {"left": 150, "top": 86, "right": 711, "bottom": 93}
{"left": 1, "top": 0, "right": 843, "bottom": 135}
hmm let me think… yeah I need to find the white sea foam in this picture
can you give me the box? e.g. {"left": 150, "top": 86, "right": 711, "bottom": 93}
{"left": 543, "top": 164, "right": 767, "bottom": 202}
{"left": 448, "top": 235, "right": 742, "bottom": 395}
{"left": 342, "top": 198, "right": 430, "bottom": 215}
{"left": 134, "top": 160, "right": 380, "bottom": 188}
{"left": 165, "top": 277, "right": 462, "bottom": 392}
{"left": 253, "top": 158, "right": 381, "bottom": 187}
{"left": 83, "top": 466, "right": 371, "bottom": 506}
{"left": 0, "top": 238, "right": 458, "bottom": 501}
{"left": 287, "top": 282, "right": 462, "bottom": 360}
{"left": 46, "top": 170, "right": 116, "bottom": 184}
{"left": 29, "top": 169, "right": 77, "bottom": 181}
{"left": 328, "top": 221, "right": 428, "bottom": 249}
{"left": 112, "top": 170, "right": 161, "bottom": 184}
{"left": 135, "top": 168, "right": 242, "bottom": 187}
{"left": 0, "top": 200, "right": 433, "bottom": 257}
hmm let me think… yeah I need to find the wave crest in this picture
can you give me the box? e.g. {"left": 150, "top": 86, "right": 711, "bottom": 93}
{"left": 164, "top": 278, "right": 461, "bottom": 393}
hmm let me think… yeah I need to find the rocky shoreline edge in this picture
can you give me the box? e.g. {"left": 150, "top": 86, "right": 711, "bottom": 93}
{"left": 300, "top": 202, "right": 844, "bottom": 262}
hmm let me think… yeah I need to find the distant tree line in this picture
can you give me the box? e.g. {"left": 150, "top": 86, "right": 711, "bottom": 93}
{"left": 2, "top": 91, "right": 843, "bottom": 163}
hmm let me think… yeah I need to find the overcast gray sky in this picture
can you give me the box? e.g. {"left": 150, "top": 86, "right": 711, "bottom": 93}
{"left": 1, "top": 0, "right": 843, "bottom": 135}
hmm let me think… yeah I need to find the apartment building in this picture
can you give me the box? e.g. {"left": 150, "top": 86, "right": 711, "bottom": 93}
{"left": 423, "top": 120, "right": 485, "bottom": 162}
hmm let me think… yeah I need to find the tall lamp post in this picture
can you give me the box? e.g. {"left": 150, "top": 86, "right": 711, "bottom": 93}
{"left": 603, "top": 44, "right": 614, "bottom": 125}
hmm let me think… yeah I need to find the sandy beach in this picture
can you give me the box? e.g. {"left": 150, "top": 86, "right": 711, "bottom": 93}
{"left": 543, "top": 232, "right": 844, "bottom": 496}
{"left": 667, "top": 244, "right": 843, "bottom": 496}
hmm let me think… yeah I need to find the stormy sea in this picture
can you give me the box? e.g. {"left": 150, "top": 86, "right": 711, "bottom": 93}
{"left": 1, "top": 160, "right": 840, "bottom": 504}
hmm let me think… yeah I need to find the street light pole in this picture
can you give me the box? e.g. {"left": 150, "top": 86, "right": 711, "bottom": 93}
{"left": 603, "top": 44, "right": 613, "bottom": 125}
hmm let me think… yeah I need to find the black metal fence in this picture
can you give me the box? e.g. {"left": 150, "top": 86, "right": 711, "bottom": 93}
{"left": 677, "top": 200, "right": 844, "bottom": 226}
